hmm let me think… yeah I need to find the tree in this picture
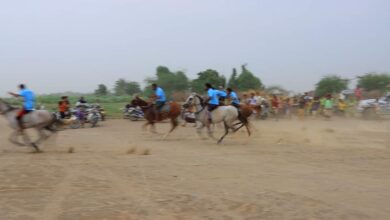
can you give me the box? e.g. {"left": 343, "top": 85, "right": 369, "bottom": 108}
{"left": 191, "top": 69, "right": 226, "bottom": 93}
{"left": 94, "top": 84, "right": 108, "bottom": 96}
{"left": 125, "top": 81, "right": 141, "bottom": 95}
{"left": 227, "top": 68, "right": 238, "bottom": 89}
{"left": 114, "top": 79, "right": 141, "bottom": 96}
{"left": 236, "top": 64, "right": 263, "bottom": 91}
{"left": 145, "top": 66, "right": 189, "bottom": 96}
{"left": 358, "top": 72, "right": 390, "bottom": 92}
{"left": 315, "top": 75, "right": 348, "bottom": 97}
{"left": 114, "top": 79, "right": 128, "bottom": 96}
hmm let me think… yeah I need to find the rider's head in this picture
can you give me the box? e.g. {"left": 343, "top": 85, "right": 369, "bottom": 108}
{"left": 152, "top": 83, "right": 157, "bottom": 91}
{"left": 226, "top": 88, "right": 233, "bottom": 93}
{"left": 205, "top": 83, "right": 213, "bottom": 90}
{"left": 19, "top": 84, "right": 25, "bottom": 90}
{"left": 80, "top": 96, "right": 84, "bottom": 101}
{"left": 61, "top": 96, "right": 68, "bottom": 100}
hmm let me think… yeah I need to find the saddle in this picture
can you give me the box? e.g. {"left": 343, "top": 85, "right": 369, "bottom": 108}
{"left": 153, "top": 103, "right": 171, "bottom": 120}
{"left": 160, "top": 103, "right": 171, "bottom": 112}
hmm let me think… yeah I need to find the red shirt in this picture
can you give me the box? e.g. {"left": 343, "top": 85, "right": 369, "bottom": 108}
{"left": 271, "top": 98, "right": 279, "bottom": 108}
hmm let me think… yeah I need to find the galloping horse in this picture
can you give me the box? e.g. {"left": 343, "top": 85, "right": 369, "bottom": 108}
{"left": 131, "top": 97, "right": 181, "bottom": 138}
{"left": 0, "top": 99, "right": 57, "bottom": 152}
{"left": 183, "top": 93, "right": 250, "bottom": 144}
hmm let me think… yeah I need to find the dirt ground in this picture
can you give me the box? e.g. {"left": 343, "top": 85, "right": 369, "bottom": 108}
{"left": 0, "top": 117, "right": 390, "bottom": 220}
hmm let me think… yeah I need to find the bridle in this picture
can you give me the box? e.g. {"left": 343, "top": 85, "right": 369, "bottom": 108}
{"left": 192, "top": 94, "right": 206, "bottom": 114}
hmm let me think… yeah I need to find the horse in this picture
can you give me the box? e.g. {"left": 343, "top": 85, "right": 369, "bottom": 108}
{"left": 182, "top": 93, "right": 250, "bottom": 144}
{"left": 0, "top": 99, "right": 57, "bottom": 152}
{"left": 131, "top": 97, "right": 181, "bottom": 138}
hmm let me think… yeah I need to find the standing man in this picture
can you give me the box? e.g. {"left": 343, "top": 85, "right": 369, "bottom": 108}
{"left": 324, "top": 94, "right": 334, "bottom": 119}
{"left": 354, "top": 86, "right": 362, "bottom": 101}
{"left": 58, "top": 96, "right": 70, "bottom": 119}
{"left": 152, "top": 83, "right": 166, "bottom": 121}
{"left": 271, "top": 94, "right": 280, "bottom": 118}
{"left": 8, "top": 84, "right": 36, "bottom": 132}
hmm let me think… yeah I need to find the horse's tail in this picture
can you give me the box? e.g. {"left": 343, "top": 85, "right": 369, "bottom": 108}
{"left": 237, "top": 107, "right": 252, "bottom": 136}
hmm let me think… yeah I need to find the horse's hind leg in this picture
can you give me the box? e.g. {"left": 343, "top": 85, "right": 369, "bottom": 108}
{"left": 8, "top": 131, "right": 26, "bottom": 146}
{"left": 217, "top": 122, "right": 230, "bottom": 144}
{"left": 31, "top": 142, "right": 41, "bottom": 153}
{"left": 163, "top": 118, "right": 179, "bottom": 139}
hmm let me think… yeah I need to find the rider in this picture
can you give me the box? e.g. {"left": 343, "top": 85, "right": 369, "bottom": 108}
{"left": 226, "top": 88, "right": 240, "bottom": 109}
{"left": 204, "top": 83, "right": 219, "bottom": 124}
{"left": 152, "top": 83, "right": 166, "bottom": 121}
{"left": 8, "top": 84, "right": 36, "bottom": 132}
{"left": 216, "top": 86, "right": 227, "bottom": 105}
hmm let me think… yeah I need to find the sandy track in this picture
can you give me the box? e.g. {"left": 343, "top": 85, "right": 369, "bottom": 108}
{"left": 0, "top": 117, "right": 389, "bottom": 220}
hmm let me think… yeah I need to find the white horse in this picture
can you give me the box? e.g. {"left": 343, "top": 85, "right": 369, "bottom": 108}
{"left": 0, "top": 99, "right": 57, "bottom": 152}
{"left": 183, "top": 93, "right": 241, "bottom": 144}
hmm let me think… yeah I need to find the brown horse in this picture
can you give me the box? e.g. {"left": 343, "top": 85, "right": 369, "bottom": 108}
{"left": 131, "top": 97, "right": 181, "bottom": 138}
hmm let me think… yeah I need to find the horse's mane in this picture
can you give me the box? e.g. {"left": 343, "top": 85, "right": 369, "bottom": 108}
{"left": 194, "top": 94, "right": 205, "bottom": 106}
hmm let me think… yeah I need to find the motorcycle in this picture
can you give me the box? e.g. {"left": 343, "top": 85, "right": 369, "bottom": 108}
{"left": 53, "top": 111, "right": 81, "bottom": 129}
{"left": 123, "top": 106, "right": 144, "bottom": 121}
{"left": 91, "top": 104, "right": 106, "bottom": 121}
{"left": 70, "top": 106, "right": 99, "bottom": 129}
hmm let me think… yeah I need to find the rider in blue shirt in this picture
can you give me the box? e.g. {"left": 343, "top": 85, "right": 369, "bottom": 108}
{"left": 226, "top": 88, "right": 240, "bottom": 108}
{"left": 205, "top": 83, "right": 219, "bottom": 111}
{"left": 9, "top": 84, "right": 36, "bottom": 132}
{"left": 152, "top": 83, "right": 166, "bottom": 121}
{"left": 216, "top": 86, "right": 227, "bottom": 105}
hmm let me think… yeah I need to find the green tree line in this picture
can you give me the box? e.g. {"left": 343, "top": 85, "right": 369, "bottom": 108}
{"left": 94, "top": 65, "right": 390, "bottom": 98}
{"left": 94, "top": 65, "right": 263, "bottom": 97}
{"left": 315, "top": 72, "right": 390, "bottom": 97}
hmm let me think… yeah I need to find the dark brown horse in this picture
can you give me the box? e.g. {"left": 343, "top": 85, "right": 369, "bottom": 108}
{"left": 131, "top": 97, "right": 181, "bottom": 138}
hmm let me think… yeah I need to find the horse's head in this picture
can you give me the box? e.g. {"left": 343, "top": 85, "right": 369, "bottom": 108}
{"left": 0, "top": 99, "right": 14, "bottom": 114}
{"left": 183, "top": 93, "right": 204, "bottom": 109}
{"left": 132, "top": 97, "right": 148, "bottom": 107}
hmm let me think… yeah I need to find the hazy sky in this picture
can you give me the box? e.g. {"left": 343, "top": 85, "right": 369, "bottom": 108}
{"left": 1, "top": 0, "right": 389, "bottom": 95}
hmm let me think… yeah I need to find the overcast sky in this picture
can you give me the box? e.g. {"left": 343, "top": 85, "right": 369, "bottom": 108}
{"left": 1, "top": 0, "right": 389, "bottom": 95}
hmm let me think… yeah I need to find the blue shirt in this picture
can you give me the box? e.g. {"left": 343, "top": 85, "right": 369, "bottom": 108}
{"left": 19, "top": 89, "right": 35, "bottom": 110}
{"left": 229, "top": 91, "right": 240, "bottom": 104}
{"left": 155, "top": 87, "right": 166, "bottom": 102}
{"left": 216, "top": 90, "right": 227, "bottom": 98}
{"left": 207, "top": 88, "right": 219, "bottom": 105}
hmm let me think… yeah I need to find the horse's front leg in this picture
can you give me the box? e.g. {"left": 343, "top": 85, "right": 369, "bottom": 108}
{"left": 142, "top": 121, "right": 149, "bottom": 131}
{"left": 20, "top": 132, "right": 41, "bottom": 152}
{"left": 8, "top": 131, "right": 26, "bottom": 146}
{"left": 206, "top": 123, "right": 217, "bottom": 140}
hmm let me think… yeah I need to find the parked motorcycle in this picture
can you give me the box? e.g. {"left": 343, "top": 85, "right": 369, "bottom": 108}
{"left": 70, "top": 106, "right": 99, "bottom": 128}
{"left": 91, "top": 104, "right": 106, "bottom": 121}
{"left": 53, "top": 111, "right": 81, "bottom": 129}
{"left": 123, "top": 106, "right": 144, "bottom": 121}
